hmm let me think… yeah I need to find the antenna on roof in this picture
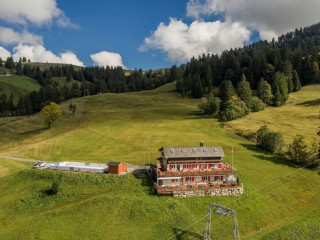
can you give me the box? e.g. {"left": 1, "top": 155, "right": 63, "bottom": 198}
{"left": 200, "top": 140, "right": 204, "bottom": 147}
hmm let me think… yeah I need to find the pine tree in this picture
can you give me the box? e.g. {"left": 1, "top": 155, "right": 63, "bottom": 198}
{"left": 0, "top": 58, "right": 2, "bottom": 67}
{"left": 205, "top": 64, "right": 213, "bottom": 92}
{"left": 236, "top": 74, "right": 252, "bottom": 106}
{"left": 292, "top": 70, "right": 301, "bottom": 92}
{"left": 272, "top": 72, "right": 288, "bottom": 106}
{"left": 16, "top": 59, "right": 23, "bottom": 76}
{"left": 191, "top": 74, "right": 203, "bottom": 98}
{"left": 219, "top": 80, "right": 235, "bottom": 102}
{"left": 257, "top": 78, "right": 273, "bottom": 105}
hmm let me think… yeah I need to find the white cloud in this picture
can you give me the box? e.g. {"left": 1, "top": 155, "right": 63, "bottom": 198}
{"left": 0, "top": 27, "right": 43, "bottom": 45}
{"left": 12, "top": 44, "right": 84, "bottom": 66}
{"left": 0, "top": 46, "right": 11, "bottom": 60}
{"left": 0, "top": 0, "right": 77, "bottom": 28}
{"left": 90, "top": 51, "right": 126, "bottom": 68}
{"left": 187, "top": 0, "right": 320, "bottom": 40}
{"left": 140, "top": 18, "right": 250, "bottom": 62}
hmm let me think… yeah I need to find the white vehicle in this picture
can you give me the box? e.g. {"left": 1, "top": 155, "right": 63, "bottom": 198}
{"left": 32, "top": 162, "right": 40, "bottom": 168}
{"left": 39, "top": 162, "right": 46, "bottom": 168}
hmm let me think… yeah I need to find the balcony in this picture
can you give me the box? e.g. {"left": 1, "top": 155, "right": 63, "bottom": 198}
{"left": 155, "top": 166, "right": 233, "bottom": 177}
{"left": 155, "top": 182, "right": 239, "bottom": 195}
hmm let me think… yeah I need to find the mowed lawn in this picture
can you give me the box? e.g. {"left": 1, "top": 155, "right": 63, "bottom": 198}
{"left": 225, "top": 84, "right": 320, "bottom": 144}
{"left": 0, "top": 83, "right": 319, "bottom": 239}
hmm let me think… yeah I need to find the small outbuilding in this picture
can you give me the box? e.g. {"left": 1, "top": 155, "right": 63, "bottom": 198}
{"left": 108, "top": 162, "right": 127, "bottom": 174}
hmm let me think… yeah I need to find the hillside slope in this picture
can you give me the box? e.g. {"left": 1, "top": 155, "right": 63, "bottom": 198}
{"left": 0, "top": 83, "right": 319, "bottom": 239}
{"left": 225, "top": 84, "right": 320, "bottom": 144}
{"left": 0, "top": 74, "right": 41, "bottom": 101}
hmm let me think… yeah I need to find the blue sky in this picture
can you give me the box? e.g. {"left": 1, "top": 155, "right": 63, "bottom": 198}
{"left": 0, "top": 0, "right": 319, "bottom": 70}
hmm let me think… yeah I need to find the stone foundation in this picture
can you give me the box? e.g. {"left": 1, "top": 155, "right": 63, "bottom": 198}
{"left": 172, "top": 186, "right": 243, "bottom": 198}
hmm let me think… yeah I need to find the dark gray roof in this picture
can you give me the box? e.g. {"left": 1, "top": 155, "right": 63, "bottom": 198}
{"left": 160, "top": 146, "right": 224, "bottom": 159}
{"left": 107, "top": 162, "right": 126, "bottom": 166}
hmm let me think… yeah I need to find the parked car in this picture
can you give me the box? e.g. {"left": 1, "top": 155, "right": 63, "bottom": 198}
{"left": 39, "top": 162, "right": 46, "bottom": 168}
{"left": 32, "top": 162, "right": 40, "bottom": 168}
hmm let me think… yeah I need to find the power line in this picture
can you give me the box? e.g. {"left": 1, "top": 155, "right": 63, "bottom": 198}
{"left": 166, "top": 160, "right": 316, "bottom": 240}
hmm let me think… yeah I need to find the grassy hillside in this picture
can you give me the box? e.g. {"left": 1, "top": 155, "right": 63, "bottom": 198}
{"left": 0, "top": 74, "right": 41, "bottom": 101}
{"left": 225, "top": 84, "right": 320, "bottom": 144}
{"left": 0, "top": 83, "right": 319, "bottom": 239}
{"left": 0, "top": 158, "right": 32, "bottom": 178}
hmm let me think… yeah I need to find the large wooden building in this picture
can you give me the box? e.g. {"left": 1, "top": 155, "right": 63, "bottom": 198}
{"left": 152, "top": 141, "right": 238, "bottom": 195}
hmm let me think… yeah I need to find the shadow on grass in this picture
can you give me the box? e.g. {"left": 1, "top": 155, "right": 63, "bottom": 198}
{"left": 19, "top": 127, "right": 47, "bottom": 136}
{"left": 172, "top": 228, "right": 203, "bottom": 240}
{"left": 184, "top": 110, "right": 220, "bottom": 120}
{"left": 240, "top": 143, "right": 297, "bottom": 168}
{"left": 297, "top": 99, "right": 320, "bottom": 107}
{"left": 133, "top": 173, "right": 156, "bottom": 196}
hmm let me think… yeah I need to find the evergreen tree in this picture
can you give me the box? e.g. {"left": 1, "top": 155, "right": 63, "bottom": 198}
{"left": 17, "top": 97, "right": 26, "bottom": 116}
{"left": 205, "top": 64, "right": 213, "bottom": 92}
{"left": 272, "top": 72, "right": 288, "bottom": 106}
{"left": 257, "top": 78, "right": 273, "bottom": 105}
{"left": 236, "top": 74, "right": 252, "bottom": 107}
{"left": 0, "top": 58, "right": 2, "bottom": 67}
{"left": 5, "top": 57, "right": 14, "bottom": 69}
{"left": 219, "top": 80, "right": 235, "bottom": 102}
{"left": 311, "top": 61, "right": 320, "bottom": 82}
{"left": 191, "top": 74, "right": 203, "bottom": 98}
{"left": 16, "top": 59, "right": 23, "bottom": 76}
{"left": 292, "top": 70, "right": 301, "bottom": 92}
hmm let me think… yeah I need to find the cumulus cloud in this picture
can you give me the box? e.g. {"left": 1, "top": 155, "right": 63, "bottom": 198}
{"left": 0, "top": 46, "right": 11, "bottom": 60}
{"left": 0, "top": 0, "right": 77, "bottom": 28}
{"left": 90, "top": 51, "right": 126, "bottom": 68}
{"left": 187, "top": 0, "right": 320, "bottom": 40}
{"left": 140, "top": 18, "right": 250, "bottom": 62}
{"left": 0, "top": 27, "right": 43, "bottom": 45}
{"left": 12, "top": 44, "right": 84, "bottom": 66}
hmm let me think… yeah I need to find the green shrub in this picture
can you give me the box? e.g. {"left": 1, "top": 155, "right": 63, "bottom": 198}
{"left": 250, "top": 96, "right": 266, "bottom": 112}
{"left": 220, "top": 97, "right": 249, "bottom": 121}
{"left": 256, "top": 125, "right": 284, "bottom": 154}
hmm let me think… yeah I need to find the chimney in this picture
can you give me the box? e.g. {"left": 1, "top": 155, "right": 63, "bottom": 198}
{"left": 200, "top": 140, "right": 204, "bottom": 147}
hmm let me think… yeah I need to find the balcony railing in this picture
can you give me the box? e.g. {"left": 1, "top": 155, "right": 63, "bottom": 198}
{"left": 155, "top": 182, "right": 239, "bottom": 193}
{"left": 156, "top": 166, "right": 233, "bottom": 177}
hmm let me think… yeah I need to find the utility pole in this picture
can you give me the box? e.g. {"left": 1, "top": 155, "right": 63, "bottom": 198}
{"left": 204, "top": 202, "right": 239, "bottom": 240}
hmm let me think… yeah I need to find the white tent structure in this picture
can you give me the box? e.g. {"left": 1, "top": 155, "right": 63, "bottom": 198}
{"left": 49, "top": 162, "right": 108, "bottom": 173}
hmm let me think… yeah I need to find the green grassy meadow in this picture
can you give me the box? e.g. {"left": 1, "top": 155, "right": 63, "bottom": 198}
{"left": 0, "top": 83, "right": 319, "bottom": 239}
{"left": 225, "top": 84, "right": 320, "bottom": 144}
{"left": 0, "top": 74, "right": 41, "bottom": 101}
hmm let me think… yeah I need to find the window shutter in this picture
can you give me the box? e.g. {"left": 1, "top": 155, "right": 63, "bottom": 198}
{"left": 183, "top": 165, "right": 185, "bottom": 169}
{"left": 186, "top": 177, "right": 188, "bottom": 182}
{"left": 169, "top": 165, "right": 172, "bottom": 170}
{"left": 218, "top": 163, "right": 221, "bottom": 168}
{"left": 208, "top": 176, "right": 211, "bottom": 181}
{"left": 171, "top": 179, "right": 174, "bottom": 183}
{"left": 192, "top": 177, "right": 195, "bottom": 182}
{"left": 221, "top": 176, "right": 224, "bottom": 181}
{"left": 208, "top": 164, "right": 212, "bottom": 169}
{"left": 202, "top": 176, "right": 204, "bottom": 181}
{"left": 215, "top": 176, "right": 218, "bottom": 181}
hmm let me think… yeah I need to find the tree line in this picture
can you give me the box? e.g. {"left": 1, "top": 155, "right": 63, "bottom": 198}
{"left": 0, "top": 59, "right": 173, "bottom": 117}
{"left": 173, "top": 22, "right": 320, "bottom": 121}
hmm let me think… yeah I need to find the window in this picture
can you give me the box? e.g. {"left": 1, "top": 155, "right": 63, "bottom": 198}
{"left": 169, "top": 165, "right": 176, "bottom": 171}
{"left": 171, "top": 179, "right": 179, "bottom": 183}
{"left": 202, "top": 176, "right": 211, "bottom": 181}
{"left": 185, "top": 177, "right": 194, "bottom": 182}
